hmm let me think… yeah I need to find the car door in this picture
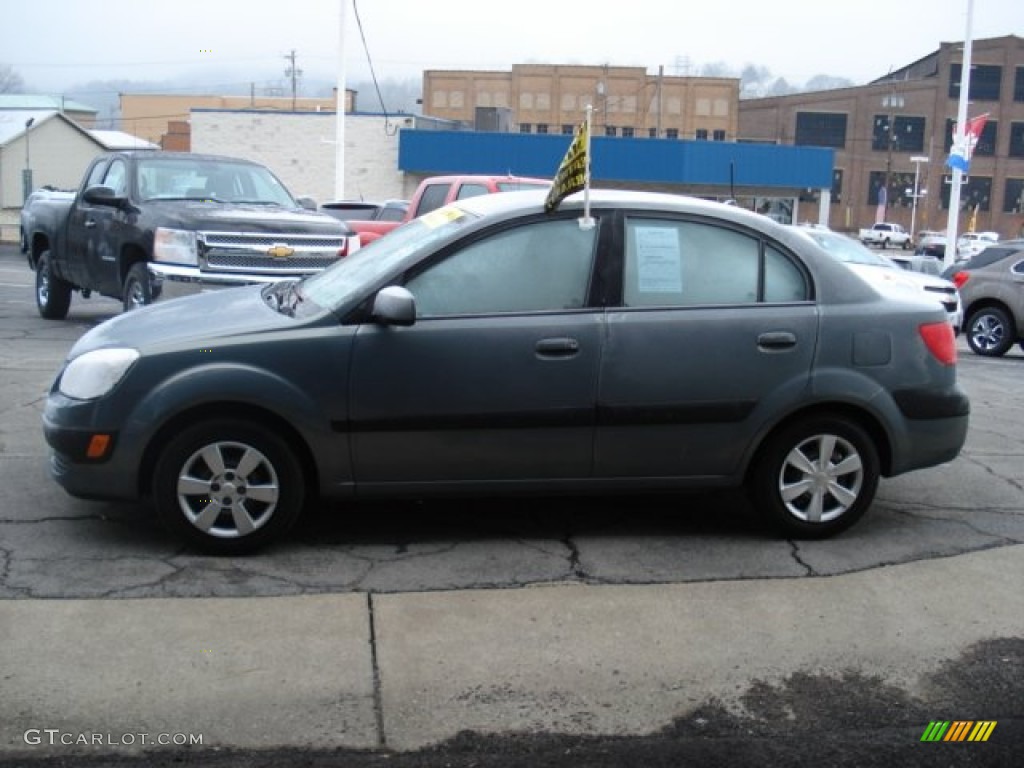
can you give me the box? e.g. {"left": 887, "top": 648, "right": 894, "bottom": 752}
{"left": 595, "top": 215, "right": 817, "bottom": 479}
{"left": 348, "top": 215, "right": 605, "bottom": 488}
{"left": 67, "top": 157, "right": 129, "bottom": 297}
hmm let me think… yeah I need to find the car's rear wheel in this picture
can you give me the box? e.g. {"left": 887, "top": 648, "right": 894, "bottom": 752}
{"left": 36, "top": 251, "right": 72, "bottom": 320}
{"left": 749, "top": 416, "right": 879, "bottom": 539}
{"left": 153, "top": 420, "right": 305, "bottom": 555}
{"left": 966, "top": 306, "right": 1013, "bottom": 357}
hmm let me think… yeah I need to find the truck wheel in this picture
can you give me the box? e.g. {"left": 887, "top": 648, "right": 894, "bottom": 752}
{"left": 153, "top": 419, "right": 306, "bottom": 555}
{"left": 901, "top": 239, "right": 911, "bottom": 250}
{"left": 881, "top": 238, "right": 890, "bottom": 249}
{"left": 123, "top": 263, "right": 154, "bottom": 311}
{"left": 36, "top": 251, "right": 72, "bottom": 320}
{"left": 748, "top": 415, "right": 879, "bottom": 539}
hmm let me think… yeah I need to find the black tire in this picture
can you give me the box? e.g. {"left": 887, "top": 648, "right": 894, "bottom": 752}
{"left": 966, "top": 306, "right": 1014, "bottom": 357}
{"left": 122, "top": 262, "right": 155, "bottom": 312}
{"left": 35, "top": 251, "right": 73, "bottom": 320}
{"left": 901, "top": 239, "right": 911, "bottom": 250}
{"left": 153, "top": 420, "right": 306, "bottom": 555}
{"left": 881, "top": 238, "right": 890, "bottom": 249}
{"left": 749, "top": 416, "right": 880, "bottom": 539}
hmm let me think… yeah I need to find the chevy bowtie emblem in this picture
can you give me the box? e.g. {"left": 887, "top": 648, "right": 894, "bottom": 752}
{"left": 267, "top": 244, "right": 295, "bottom": 259}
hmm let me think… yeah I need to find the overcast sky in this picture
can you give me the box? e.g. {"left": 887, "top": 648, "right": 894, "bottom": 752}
{"left": 5, "top": 0, "right": 1023, "bottom": 94}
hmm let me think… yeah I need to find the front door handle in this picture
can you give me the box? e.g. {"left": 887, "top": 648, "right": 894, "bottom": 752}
{"left": 757, "top": 331, "right": 797, "bottom": 350}
{"left": 84, "top": 219, "right": 96, "bottom": 229}
{"left": 535, "top": 337, "right": 580, "bottom": 357}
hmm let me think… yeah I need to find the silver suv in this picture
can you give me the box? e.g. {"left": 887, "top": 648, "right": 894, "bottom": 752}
{"left": 951, "top": 241, "right": 1024, "bottom": 356}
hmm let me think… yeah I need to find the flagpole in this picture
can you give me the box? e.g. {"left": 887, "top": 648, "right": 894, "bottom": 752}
{"left": 944, "top": 0, "right": 974, "bottom": 270}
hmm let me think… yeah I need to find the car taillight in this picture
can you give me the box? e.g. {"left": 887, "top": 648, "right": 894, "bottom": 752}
{"left": 919, "top": 321, "right": 957, "bottom": 365}
{"left": 952, "top": 271, "right": 969, "bottom": 289}
{"left": 338, "top": 240, "right": 349, "bottom": 258}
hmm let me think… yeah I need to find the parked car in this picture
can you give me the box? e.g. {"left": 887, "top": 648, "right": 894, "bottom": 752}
{"left": 956, "top": 231, "right": 999, "bottom": 260}
{"left": 794, "top": 227, "right": 962, "bottom": 332}
{"left": 915, "top": 231, "right": 947, "bottom": 259}
{"left": 43, "top": 191, "right": 969, "bottom": 554}
{"left": 950, "top": 240, "right": 1024, "bottom": 356}
{"left": 859, "top": 222, "right": 912, "bottom": 250}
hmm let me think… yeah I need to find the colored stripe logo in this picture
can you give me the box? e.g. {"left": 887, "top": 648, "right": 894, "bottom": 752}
{"left": 920, "top": 721, "right": 997, "bottom": 742}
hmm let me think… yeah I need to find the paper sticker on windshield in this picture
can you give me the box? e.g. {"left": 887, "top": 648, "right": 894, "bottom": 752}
{"left": 420, "top": 206, "right": 465, "bottom": 229}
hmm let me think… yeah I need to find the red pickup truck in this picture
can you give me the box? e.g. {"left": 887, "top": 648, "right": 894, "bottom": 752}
{"left": 342, "top": 174, "right": 549, "bottom": 245}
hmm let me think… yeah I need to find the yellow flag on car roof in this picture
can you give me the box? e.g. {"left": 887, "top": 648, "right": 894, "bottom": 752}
{"left": 544, "top": 119, "right": 589, "bottom": 213}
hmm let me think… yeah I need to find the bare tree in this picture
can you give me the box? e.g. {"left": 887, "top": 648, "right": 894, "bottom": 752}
{"left": 804, "top": 74, "right": 855, "bottom": 92}
{"left": 0, "top": 63, "right": 25, "bottom": 93}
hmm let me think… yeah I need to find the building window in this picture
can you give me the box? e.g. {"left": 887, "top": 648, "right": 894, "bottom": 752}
{"left": 622, "top": 126, "right": 635, "bottom": 138}
{"left": 648, "top": 128, "right": 658, "bottom": 138}
{"left": 536, "top": 93, "right": 551, "bottom": 111}
{"left": 872, "top": 115, "right": 926, "bottom": 152}
{"left": 536, "top": 124, "right": 549, "bottom": 134}
{"left": 519, "top": 123, "right": 531, "bottom": 134}
{"left": 949, "top": 64, "right": 1002, "bottom": 101}
{"left": 713, "top": 99, "right": 729, "bottom": 117}
{"left": 1010, "top": 123, "right": 1024, "bottom": 157}
{"left": 867, "top": 170, "right": 917, "bottom": 207}
{"left": 713, "top": 129, "right": 726, "bottom": 141}
{"left": 666, "top": 128, "right": 679, "bottom": 139}
{"left": 695, "top": 129, "right": 708, "bottom": 140}
{"left": 696, "top": 98, "right": 711, "bottom": 116}
{"left": 940, "top": 175, "right": 992, "bottom": 212}
{"left": 519, "top": 93, "right": 534, "bottom": 110}
{"left": 561, "top": 93, "right": 576, "bottom": 111}
{"left": 562, "top": 124, "right": 575, "bottom": 135}
{"left": 794, "top": 112, "right": 848, "bottom": 148}
{"left": 1005, "top": 178, "right": 1024, "bottom": 213}
{"left": 432, "top": 91, "right": 448, "bottom": 108}
{"left": 605, "top": 125, "right": 617, "bottom": 137}
{"left": 944, "top": 118, "right": 997, "bottom": 156}
{"left": 1016, "top": 68, "right": 1024, "bottom": 101}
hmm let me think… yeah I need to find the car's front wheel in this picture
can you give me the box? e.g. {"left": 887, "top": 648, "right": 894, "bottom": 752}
{"left": 966, "top": 307, "right": 1014, "bottom": 357}
{"left": 153, "top": 420, "right": 306, "bottom": 555}
{"left": 123, "top": 262, "right": 156, "bottom": 312}
{"left": 36, "top": 251, "right": 72, "bottom": 320}
{"left": 749, "top": 416, "right": 880, "bottom": 539}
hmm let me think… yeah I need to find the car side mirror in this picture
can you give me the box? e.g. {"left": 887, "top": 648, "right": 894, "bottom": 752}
{"left": 371, "top": 285, "right": 416, "bottom": 326}
{"left": 82, "top": 185, "right": 127, "bottom": 208}
{"left": 295, "top": 196, "right": 318, "bottom": 211}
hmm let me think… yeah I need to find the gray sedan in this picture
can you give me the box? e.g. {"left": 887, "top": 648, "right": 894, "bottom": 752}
{"left": 42, "top": 191, "right": 969, "bottom": 554}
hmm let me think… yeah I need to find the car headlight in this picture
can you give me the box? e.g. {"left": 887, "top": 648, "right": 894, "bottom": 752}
{"left": 59, "top": 348, "right": 140, "bottom": 400}
{"left": 153, "top": 227, "right": 198, "bottom": 266}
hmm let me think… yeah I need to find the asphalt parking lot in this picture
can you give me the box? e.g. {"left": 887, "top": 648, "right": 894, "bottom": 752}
{"left": 0, "top": 243, "right": 1021, "bottom": 766}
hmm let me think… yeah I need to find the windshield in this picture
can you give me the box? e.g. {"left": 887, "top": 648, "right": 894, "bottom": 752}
{"left": 300, "top": 204, "right": 480, "bottom": 310}
{"left": 136, "top": 157, "right": 297, "bottom": 206}
{"left": 805, "top": 231, "right": 894, "bottom": 268}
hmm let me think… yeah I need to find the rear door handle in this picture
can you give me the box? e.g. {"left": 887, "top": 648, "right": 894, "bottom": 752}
{"left": 757, "top": 331, "right": 797, "bottom": 350}
{"left": 535, "top": 337, "right": 580, "bottom": 357}
{"left": 84, "top": 219, "right": 96, "bottom": 228}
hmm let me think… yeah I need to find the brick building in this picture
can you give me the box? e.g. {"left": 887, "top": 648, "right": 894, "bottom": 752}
{"left": 738, "top": 35, "right": 1024, "bottom": 238}
{"left": 423, "top": 64, "right": 738, "bottom": 141}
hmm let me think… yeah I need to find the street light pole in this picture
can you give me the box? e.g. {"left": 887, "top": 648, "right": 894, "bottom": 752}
{"left": 909, "top": 155, "right": 929, "bottom": 240}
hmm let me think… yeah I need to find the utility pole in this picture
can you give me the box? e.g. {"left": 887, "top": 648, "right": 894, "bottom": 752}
{"left": 945, "top": 0, "right": 974, "bottom": 269}
{"left": 284, "top": 49, "right": 302, "bottom": 111}
{"left": 334, "top": 1, "right": 348, "bottom": 200}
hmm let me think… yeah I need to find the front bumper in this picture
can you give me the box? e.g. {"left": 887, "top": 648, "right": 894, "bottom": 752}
{"left": 42, "top": 394, "right": 141, "bottom": 502}
{"left": 148, "top": 263, "right": 305, "bottom": 301}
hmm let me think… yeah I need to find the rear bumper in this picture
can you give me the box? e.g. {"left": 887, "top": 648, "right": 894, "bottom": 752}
{"left": 889, "top": 385, "right": 970, "bottom": 475}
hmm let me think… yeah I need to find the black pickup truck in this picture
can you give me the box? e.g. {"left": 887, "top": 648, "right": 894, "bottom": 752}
{"left": 23, "top": 151, "right": 359, "bottom": 318}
